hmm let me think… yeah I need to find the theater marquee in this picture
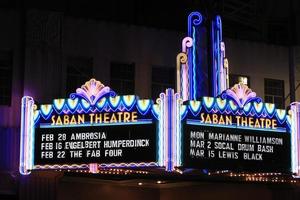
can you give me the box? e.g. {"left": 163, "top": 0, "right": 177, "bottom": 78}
{"left": 19, "top": 10, "right": 300, "bottom": 177}
{"left": 178, "top": 84, "right": 292, "bottom": 173}
{"left": 20, "top": 79, "right": 162, "bottom": 174}
{"left": 20, "top": 79, "right": 297, "bottom": 175}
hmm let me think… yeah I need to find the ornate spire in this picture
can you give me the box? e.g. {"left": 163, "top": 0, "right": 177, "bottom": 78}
{"left": 70, "top": 78, "right": 115, "bottom": 105}
{"left": 221, "top": 83, "right": 262, "bottom": 108}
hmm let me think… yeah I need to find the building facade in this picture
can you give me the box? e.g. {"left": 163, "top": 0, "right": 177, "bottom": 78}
{"left": 1, "top": 9, "right": 300, "bottom": 200}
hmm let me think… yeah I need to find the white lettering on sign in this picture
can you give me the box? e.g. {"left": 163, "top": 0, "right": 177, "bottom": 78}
{"left": 37, "top": 130, "right": 153, "bottom": 162}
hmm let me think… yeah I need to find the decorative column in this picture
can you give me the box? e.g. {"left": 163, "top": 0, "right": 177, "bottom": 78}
{"left": 20, "top": 96, "right": 35, "bottom": 175}
{"left": 158, "top": 89, "right": 181, "bottom": 171}
{"left": 187, "top": 11, "right": 204, "bottom": 100}
{"left": 186, "top": 12, "right": 229, "bottom": 100}
{"left": 211, "top": 16, "right": 223, "bottom": 96}
{"left": 177, "top": 37, "right": 193, "bottom": 101}
{"left": 291, "top": 102, "right": 300, "bottom": 176}
{"left": 220, "top": 42, "right": 229, "bottom": 92}
{"left": 89, "top": 163, "right": 98, "bottom": 173}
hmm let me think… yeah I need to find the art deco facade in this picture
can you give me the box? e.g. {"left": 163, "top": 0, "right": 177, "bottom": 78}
{"left": 0, "top": 9, "right": 300, "bottom": 200}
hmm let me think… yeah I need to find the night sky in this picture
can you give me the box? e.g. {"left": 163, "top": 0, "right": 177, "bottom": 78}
{"left": 1, "top": 0, "right": 298, "bottom": 45}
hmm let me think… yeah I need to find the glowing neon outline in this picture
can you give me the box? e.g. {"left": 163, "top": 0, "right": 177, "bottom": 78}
{"left": 182, "top": 95, "right": 290, "bottom": 134}
{"left": 186, "top": 120, "right": 287, "bottom": 133}
{"left": 39, "top": 120, "right": 153, "bottom": 128}
{"left": 187, "top": 12, "right": 202, "bottom": 100}
{"left": 167, "top": 89, "right": 172, "bottom": 171}
{"left": 290, "top": 102, "right": 300, "bottom": 176}
{"left": 175, "top": 93, "right": 182, "bottom": 166}
{"left": 180, "top": 37, "right": 193, "bottom": 100}
{"left": 20, "top": 96, "right": 35, "bottom": 175}
{"left": 192, "top": 27, "right": 197, "bottom": 100}
{"left": 70, "top": 79, "right": 115, "bottom": 106}
{"left": 157, "top": 93, "right": 165, "bottom": 166}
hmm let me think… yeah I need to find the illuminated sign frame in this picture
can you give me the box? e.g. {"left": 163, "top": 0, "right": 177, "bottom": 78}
{"left": 179, "top": 83, "right": 293, "bottom": 172}
{"left": 20, "top": 81, "right": 300, "bottom": 176}
{"left": 20, "top": 79, "right": 165, "bottom": 175}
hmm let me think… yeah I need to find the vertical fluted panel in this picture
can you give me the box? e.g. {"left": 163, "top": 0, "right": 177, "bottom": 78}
{"left": 0, "top": 128, "right": 20, "bottom": 171}
{"left": 19, "top": 172, "right": 62, "bottom": 200}
{"left": 24, "top": 10, "right": 63, "bottom": 102}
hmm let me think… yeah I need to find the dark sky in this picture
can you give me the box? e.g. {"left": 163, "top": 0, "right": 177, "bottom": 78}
{"left": 1, "top": 0, "right": 298, "bottom": 45}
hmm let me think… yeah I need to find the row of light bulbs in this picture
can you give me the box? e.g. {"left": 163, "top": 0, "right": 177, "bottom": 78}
{"left": 207, "top": 171, "right": 298, "bottom": 184}
{"left": 54, "top": 168, "right": 299, "bottom": 184}
{"left": 56, "top": 168, "right": 149, "bottom": 175}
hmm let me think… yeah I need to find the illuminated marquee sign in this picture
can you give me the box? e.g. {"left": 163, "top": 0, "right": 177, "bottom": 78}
{"left": 20, "top": 79, "right": 162, "bottom": 174}
{"left": 20, "top": 10, "right": 300, "bottom": 177}
{"left": 20, "top": 80, "right": 299, "bottom": 175}
{"left": 180, "top": 84, "right": 292, "bottom": 172}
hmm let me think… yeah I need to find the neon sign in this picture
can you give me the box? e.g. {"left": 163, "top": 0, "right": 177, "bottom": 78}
{"left": 20, "top": 82, "right": 299, "bottom": 175}
{"left": 19, "top": 11, "right": 300, "bottom": 178}
{"left": 180, "top": 83, "right": 292, "bottom": 172}
{"left": 20, "top": 79, "right": 162, "bottom": 175}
